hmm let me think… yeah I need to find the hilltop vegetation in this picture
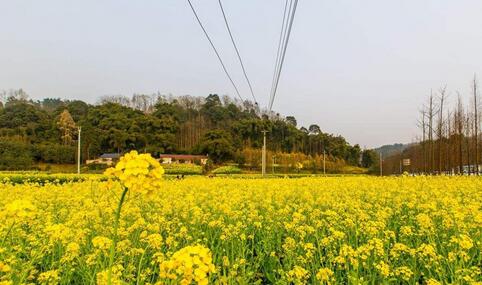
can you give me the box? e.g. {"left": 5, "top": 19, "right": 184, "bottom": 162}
{"left": 0, "top": 89, "right": 369, "bottom": 172}
{"left": 373, "top": 143, "right": 410, "bottom": 158}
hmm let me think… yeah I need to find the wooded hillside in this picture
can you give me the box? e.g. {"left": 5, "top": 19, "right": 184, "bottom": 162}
{"left": 0, "top": 90, "right": 366, "bottom": 171}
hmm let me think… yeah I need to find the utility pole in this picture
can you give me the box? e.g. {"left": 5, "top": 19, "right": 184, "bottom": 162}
{"left": 474, "top": 76, "right": 479, "bottom": 175}
{"left": 272, "top": 156, "right": 276, "bottom": 174}
{"left": 262, "top": 131, "right": 268, "bottom": 176}
{"left": 77, "top": 126, "right": 81, "bottom": 174}
{"left": 323, "top": 149, "right": 326, "bottom": 175}
{"left": 379, "top": 152, "right": 383, "bottom": 176}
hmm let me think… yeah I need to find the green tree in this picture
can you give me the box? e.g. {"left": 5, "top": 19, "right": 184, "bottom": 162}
{"left": 198, "top": 130, "right": 234, "bottom": 163}
{"left": 66, "top": 100, "right": 90, "bottom": 122}
{"left": 361, "top": 149, "right": 380, "bottom": 173}
{"left": 286, "top": 116, "right": 297, "bottom": 127}
{"left": 32, "top": 143, "right": 76, "bottom": 164}
{"left": 40, "top": 98, "right": 65, "bottom": 112}
{"left": 0, "top": 140, "right": 33, "bottom": 170}
{"left": 0, "top": 101, "right": 52, "bottom": 142}
{"left": 308, "top": 124, "right": 321, "bottom": 134}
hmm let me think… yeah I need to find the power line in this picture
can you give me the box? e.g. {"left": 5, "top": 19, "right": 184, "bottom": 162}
{"left": 268, "top": 0, "right": 299, "bottom": 111}
{"left": 270, "top": 0, "right": 298, "bottom": 111}
{"left": 186, "top": 0, "right": 244, "bottom": 101}
{"left": 218, "top": 0, "right": 257, "bottom": 104}
{"left": 269, "top": 0, "right": 290, "bottom": 110}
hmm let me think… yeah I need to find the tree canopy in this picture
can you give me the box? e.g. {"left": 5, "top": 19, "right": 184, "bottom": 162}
{"left": 0, "top": 91, "right": 362, "bottom": 169}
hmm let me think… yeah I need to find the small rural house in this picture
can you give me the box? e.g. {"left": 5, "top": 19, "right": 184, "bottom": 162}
{"left": 86, "top": 153, "right": 121, "bottom": 166}
{"left": 159, "top": 154, "right": 208, "bottom": 165}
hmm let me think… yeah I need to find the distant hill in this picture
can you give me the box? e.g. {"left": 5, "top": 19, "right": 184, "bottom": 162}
{"left": 0, "top": 91, "right": 363, "bottom": 171}
{"left": 373, "top": 143, "right": 411, "bottom": 158}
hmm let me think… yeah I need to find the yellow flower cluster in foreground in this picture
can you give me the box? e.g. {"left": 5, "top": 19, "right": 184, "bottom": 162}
{"left": 105, "top": 150, "right": 164, "bottom": 195}
{"left": 0, "top": 176, "right": 481, "bottom": 284}
{"left": 160, "top": 245, "right": 216, "bottom": 285}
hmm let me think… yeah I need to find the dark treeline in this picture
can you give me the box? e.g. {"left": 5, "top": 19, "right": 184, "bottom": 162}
{"left": 383, "top": 76, "right": 481, "bottom": 175}
{"left": 0, "top": 89, "right": 367, "bottom": 171}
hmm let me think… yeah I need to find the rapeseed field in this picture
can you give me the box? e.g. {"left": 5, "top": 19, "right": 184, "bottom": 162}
{"left": 0, "top": 153, "right": 480, "bottom": 284}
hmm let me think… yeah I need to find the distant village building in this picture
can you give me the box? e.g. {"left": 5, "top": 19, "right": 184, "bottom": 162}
{"left": 159, "top": 154, "right": 208, "bottom": 165}
{"left": 86, "top": 153, "right": 121, "bottom": 166}
{"left": 460, "top": 164, "right": 482, "bottom": 174}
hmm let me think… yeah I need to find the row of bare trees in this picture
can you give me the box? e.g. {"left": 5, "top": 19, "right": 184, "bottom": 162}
{"left": 409, "top": 76, "right": 480, "bottom": 175}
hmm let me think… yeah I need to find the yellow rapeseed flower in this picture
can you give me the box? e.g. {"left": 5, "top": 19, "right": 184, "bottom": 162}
{"left": 104, "top": 150, "right": 164, "bottom": 195}
{"left": 159, "top": 245, "right": 215, "bottom": 285}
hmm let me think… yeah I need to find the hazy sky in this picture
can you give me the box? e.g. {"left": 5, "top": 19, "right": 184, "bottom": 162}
{"left": 1, "top": 1, "right": 482, "bottom": 148}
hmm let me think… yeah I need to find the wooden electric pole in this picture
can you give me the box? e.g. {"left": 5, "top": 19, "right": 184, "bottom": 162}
{"left": 77, "top": 126, "right": 81, "bottom": 174}
{"left": 380, "top": 152, "right": 383, "bottom": 176}
{"left": 262, "top": 131, "right": 268, "bottom": 176}
{"left": 323, "top": 149, "right": 326, "bottom": 175}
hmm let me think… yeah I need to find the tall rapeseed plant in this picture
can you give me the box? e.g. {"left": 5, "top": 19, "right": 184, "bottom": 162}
{"left": 104, "top": 150, "right": 164, "bottom": 285}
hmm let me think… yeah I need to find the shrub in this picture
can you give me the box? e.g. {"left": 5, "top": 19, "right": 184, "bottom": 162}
{"left": 86, "top": 163, "right": 109, "bottom": 171}
{"left": 162, "top": 164, "right": 203, "bottom": 175}
{"left": 212, "top": 166, "right": 242, "bottom": 175}
{"left": 0, "top": 173, "right": 106, "bottom": 184}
